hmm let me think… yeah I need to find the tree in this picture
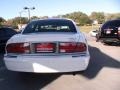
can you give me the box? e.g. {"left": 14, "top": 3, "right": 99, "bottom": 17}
{"left": 90, "top": 12, "right": 105, "bottom": 24}
{"left": 40, "top": 16, "right": 48, "bottom": 19}
{"left": 13, "top": 17, "right": 28, "bottom": 24}
{"left": 107, "top": 13, "right": 120, "bottom": 20}
{"left": 0, "top": 17, "right": 6, "bottom": 27}
{"left": 31, "top": 16, "right": 40, "bottom": 20}
{"left": 7, "top": 17, "right": 28, "bottom": 29}
{"left": 62, "top": 12, "right": 91, "bottom": 25}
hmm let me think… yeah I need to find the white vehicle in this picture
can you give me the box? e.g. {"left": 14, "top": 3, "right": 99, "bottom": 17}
{"left": 89, "top": 30, "right": 98, "bottom": 37}
{"left": 4, "top": 18, "right": 90, "bottom": 73}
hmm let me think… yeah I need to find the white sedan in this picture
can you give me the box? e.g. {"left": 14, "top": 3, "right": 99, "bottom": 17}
{"left": 89, "top": 30, "right": 98, "bottom": 37}
{"left": 4, "top": 18, "right": 90, "bottom": 73}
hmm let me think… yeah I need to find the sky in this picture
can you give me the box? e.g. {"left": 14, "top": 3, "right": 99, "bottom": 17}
{"left": 0, "top": 0, "right": 120, "bottom": 20}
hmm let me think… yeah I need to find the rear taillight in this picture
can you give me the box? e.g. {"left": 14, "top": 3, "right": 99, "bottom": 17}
{"left": 6, "top": 43, "right": 30, "bottom": 54}
{"left": 118, "top": 30, "right": 120, "bottom": 36}
{"left": 118, "top": 27, "right": 120, "bottom": 36}
{"left": 59, "top": 42, "right": 86, "bottom": 53}
{"left": 35, "top": 43, "right": 56, "bottom": 53}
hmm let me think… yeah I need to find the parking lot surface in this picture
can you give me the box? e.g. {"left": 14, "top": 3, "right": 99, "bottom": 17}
{"left": 0, "top": 35, "right": 120, "bottom": 90}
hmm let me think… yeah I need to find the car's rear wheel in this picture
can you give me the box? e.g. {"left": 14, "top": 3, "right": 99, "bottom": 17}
{"left": 96, "top": 34, "right": 100, "bottom": 42}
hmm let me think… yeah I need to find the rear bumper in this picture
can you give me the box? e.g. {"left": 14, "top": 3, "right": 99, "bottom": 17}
{"left": 4, "top": 54, "right": 90, "bottom": 73}
{"left": 99, "top": 37, "right": 120, "bottom": 42}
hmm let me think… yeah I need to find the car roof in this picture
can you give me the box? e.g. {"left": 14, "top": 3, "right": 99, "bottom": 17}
{"left": 106, "top": 19, "right": 120, "bottom": 23}
{"left": 101, "top": 19, "right": 120, "bottom": 26}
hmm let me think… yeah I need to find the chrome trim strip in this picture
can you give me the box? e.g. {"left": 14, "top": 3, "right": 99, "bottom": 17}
{"left": 5, "top": 52, "right": 87, "bottom": 57}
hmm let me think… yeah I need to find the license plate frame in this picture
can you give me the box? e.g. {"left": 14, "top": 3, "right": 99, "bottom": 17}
{"left": 35, "top": 43, "right": 56, "bottom": 53}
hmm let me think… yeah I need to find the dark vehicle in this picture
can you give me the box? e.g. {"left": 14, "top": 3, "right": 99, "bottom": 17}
{"left": 0, "top": 27, "right": 17, "bottom": 52}
{"left": 96, "top": 19, "right": 120, "bottom": 44}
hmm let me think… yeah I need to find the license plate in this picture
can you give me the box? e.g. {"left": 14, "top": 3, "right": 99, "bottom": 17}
{"left": 106, "top": 30, "right": 111, "bottom": 34}
{"left": 35, "top": 43, "right": 56, "bottom": 53}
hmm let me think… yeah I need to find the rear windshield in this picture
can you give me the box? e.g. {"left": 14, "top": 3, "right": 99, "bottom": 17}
{"left": 23, "top": 19, "right": 77, "bottom": 34}
{"left": 101, "top": 20, "right": 120, "bottom": 30}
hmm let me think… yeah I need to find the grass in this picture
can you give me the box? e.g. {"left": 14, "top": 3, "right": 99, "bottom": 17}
{"left": 79, "top": 25, "right": 100, "bottom": 33}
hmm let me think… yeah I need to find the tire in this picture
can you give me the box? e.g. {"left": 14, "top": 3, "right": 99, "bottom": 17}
{"left": 96, "top": 34, "right": 100, "bottom": 42}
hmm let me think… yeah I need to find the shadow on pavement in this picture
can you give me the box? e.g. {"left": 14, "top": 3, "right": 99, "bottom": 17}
{"left": 80, "top": 45, "right": 120, "bottom": 79}
{"left": 103, "top": 42, "right": 120, "bottom": 47}
{"left": 0, "top": 54, "right": 61, "bottom": 90}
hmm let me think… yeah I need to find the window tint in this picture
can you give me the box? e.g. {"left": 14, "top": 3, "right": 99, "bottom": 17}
{"left": 23, "top": 19, "right": 77, "bottom": 34}
{"left": 101, "top": 20, "right": 120, "bottom": 30}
